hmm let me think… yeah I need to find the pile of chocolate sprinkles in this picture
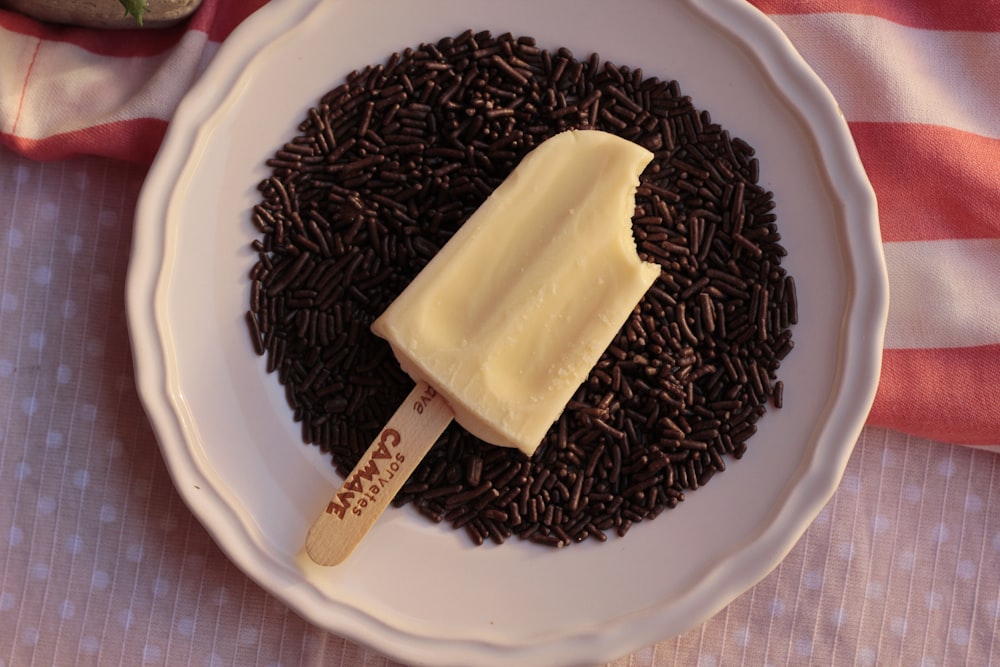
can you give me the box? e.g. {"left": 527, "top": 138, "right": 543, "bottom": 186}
{"left": 246, "top": 30, "right": 797, "bottom": 548}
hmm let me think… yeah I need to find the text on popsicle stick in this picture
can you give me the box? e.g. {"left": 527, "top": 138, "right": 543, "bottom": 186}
{"left": 324, "top": 384, "right": 439, "bottom": 520}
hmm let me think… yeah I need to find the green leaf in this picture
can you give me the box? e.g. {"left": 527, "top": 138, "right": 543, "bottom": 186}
{"left": 119, "top": 0, "right": 150, "bottom": 26}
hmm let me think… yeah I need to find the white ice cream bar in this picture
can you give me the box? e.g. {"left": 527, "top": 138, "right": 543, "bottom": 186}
{"left": 371, "top": 129, "right": 660, "bottom": 456}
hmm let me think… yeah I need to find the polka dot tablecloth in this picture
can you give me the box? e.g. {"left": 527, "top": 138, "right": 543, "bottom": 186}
{"left": 3, "top": 147, "right": 1000, "bottom": 666}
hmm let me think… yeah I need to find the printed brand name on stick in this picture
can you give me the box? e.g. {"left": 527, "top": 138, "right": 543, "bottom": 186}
{"left": 324, "top": 384, "right": 439, "bottom": 519}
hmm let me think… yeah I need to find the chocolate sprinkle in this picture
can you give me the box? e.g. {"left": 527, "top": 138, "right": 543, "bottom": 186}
{"left": 246, "top": 30, "right": 796, "bottom": 549}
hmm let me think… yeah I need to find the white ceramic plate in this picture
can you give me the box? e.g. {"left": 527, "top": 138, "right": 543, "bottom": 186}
{"left": 126, "top": 0, "right": 888, "bottom": 664}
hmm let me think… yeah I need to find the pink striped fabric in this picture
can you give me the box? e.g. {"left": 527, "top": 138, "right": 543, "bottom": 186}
{"left": 1, "top": 0, "right": 997, "bottom": 446}
{"left": 0, "top": 0, "right": 268, "bottom": 162}
{"left": 748, "top": 3, "right": 1000, "bottom": 447}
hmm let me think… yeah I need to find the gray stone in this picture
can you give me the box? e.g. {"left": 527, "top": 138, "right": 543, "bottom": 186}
{"left": 0, "top": 0, "right": 204, "bottom": 28}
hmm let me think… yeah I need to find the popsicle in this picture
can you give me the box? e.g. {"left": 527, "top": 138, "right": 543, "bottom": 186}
{"left": 306, "top": 129, "right": 660, "bottom": 565}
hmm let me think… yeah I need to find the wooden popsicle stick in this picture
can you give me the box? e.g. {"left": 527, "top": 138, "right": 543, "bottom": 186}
{"left": 305, "top": 379, "right": 454, "bottom": 566}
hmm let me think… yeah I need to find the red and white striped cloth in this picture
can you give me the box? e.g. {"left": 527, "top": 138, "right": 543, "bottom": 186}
{"left": 0, "top": 0, "right": 269, "bottom": 162}
{"left": 2, "top": 0, "right": 998, "bottom": 447}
